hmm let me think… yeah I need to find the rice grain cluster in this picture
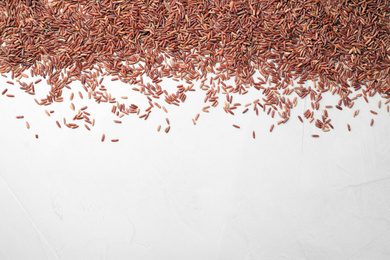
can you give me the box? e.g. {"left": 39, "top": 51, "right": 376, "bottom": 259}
{"left": 1, "top": 0, "right": 389, "bottom": 139}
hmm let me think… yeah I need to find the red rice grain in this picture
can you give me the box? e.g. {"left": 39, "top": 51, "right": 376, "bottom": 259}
{"left": 0, "top": 0, "right": 388, "bottom": 140}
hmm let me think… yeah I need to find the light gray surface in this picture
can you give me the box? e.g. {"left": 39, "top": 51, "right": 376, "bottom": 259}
{"left": 0, "top": 74, "right": 390, "bottom": 260}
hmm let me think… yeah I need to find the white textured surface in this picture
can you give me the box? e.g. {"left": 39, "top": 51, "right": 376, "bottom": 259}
{"left": 0, "top": 74, "right": 390, "bottom": 260}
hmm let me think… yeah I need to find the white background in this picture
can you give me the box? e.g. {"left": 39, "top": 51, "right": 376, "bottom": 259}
{"left": 1, "top": 72, "right": 390, "bottom": 260}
